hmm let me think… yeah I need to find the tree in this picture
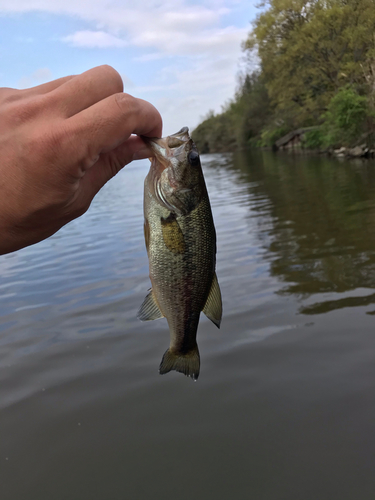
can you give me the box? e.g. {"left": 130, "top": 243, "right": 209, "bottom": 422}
{"left": 192, "top": 72, "right": 272, "bottom": 152}
{"left": 245, "top": 0, "right": 375, "bottom": 125}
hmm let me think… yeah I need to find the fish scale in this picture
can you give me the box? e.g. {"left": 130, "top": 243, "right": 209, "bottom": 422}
{"left": 138, "top": 127, "right": 222, "bottom": 380}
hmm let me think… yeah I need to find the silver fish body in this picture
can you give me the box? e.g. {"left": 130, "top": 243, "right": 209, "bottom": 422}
{"left": 138, "top": 127, "right": 222, "bottom": 380}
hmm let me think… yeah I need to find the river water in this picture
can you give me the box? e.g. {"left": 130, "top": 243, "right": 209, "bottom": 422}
{"left": 0, "top": 151, "right": 374, "bottom": 499}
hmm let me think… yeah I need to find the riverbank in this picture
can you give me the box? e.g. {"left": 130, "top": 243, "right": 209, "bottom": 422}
{"left": 272, "top": 128, "right": 375, "bottom": 159}
{"left": 194, "top": 128, "right": 375, "bottom": 160}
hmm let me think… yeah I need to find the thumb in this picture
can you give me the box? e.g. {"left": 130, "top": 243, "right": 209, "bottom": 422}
{"left": 80, "top": 135, "right": 152, "bottom": 198}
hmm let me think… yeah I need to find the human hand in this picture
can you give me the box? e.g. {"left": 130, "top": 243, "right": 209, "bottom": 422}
{"left": 0, "top": 65, "right": 162, "bottom": 255}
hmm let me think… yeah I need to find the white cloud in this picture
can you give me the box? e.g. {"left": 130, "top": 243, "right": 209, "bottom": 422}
{"left": 62, "top": 30, "right": 128, "bottom": 48}
{"left": 131, "top": 46, "right": 251, "bottom": 134}
{"left": 17, "top": 67, "right": 52, "bottom": 89}
{"left": 0, "top": 0, "right": 257, "bottom": 132}
{"left": 0, "top": 1, "right": 249, "bottom": 56}
{"left": 133, "top": 53, "right": 166, "bottom": 62}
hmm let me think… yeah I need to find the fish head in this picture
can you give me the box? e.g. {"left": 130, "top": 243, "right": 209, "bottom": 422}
{"left": 144, "top": 127, "right": 206, "bottom": 215}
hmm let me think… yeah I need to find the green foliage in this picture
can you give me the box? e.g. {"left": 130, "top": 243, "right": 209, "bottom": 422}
{"left": 192, "top": 72, "right": 272, "bottom": 153}
{"left": 302, "top": 128, "right": 325, "bottom": 150}
{"left": 192, "top": 109, "right": 237, "bottom": 153}
{"left": 245, "top": 0, "right": 375, "bottom": 119}
{"left": 259, "top": 126, "right": 289, "bottom": 148}
{"left": 323, "top": 86, "right": 369, "bottom": 146}
{"left": 193, "top": 0, "right": 375, "bottom": 153}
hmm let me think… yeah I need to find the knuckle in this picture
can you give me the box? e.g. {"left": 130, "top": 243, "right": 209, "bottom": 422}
{"left": 42, "top": 122, "right": 99, "bottom": 177}
{"left": 30, "top": 123, "right": 65, "bottom": 161}
{"left": 20, "top": 123, "right": 73, "bottom": 185}
{"left": 114, "top": 92, "right": 137, "bottom": 116}
{"left": 46, "top": 123, "right": 69, "bottom": 155}
{"left": 3, "top": 94, "right": 46, "bottom": 125}
{"left": 113, "top": 93, "right": 162, "bottom": 137}
{"left": 0, "top": 89, "right": 22, "bottom": 106}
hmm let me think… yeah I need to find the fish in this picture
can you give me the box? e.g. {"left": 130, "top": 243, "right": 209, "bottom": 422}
{"left": 138, "top": 127, "right": 222, "bottom": 381}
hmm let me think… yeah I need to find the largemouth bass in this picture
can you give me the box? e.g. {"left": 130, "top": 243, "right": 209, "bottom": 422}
{"left": 138, "top": 127, "right": 222, "bottom": 380}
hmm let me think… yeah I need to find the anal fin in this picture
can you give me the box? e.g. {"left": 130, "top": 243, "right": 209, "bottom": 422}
{"left": 202, "top": 273, "right": 222, "bottom": 328}
{"left": 137, "top": 289, "right": 164, "bottom": 321}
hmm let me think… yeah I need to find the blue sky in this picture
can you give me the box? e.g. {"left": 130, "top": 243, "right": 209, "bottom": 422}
{"left": 0, "top": 1, "right": 259, "bottom": 134}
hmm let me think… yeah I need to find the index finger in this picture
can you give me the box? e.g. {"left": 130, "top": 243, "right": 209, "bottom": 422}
{"left": 21, "top": 75, "right": 75, "bottom": 96}
{"left": 64, "top": 92, "right": 162, "bottom": 168}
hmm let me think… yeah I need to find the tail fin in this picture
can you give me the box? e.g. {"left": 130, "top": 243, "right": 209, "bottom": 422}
{"left": 159, "top": 346, "right": 200, "bottom": 381}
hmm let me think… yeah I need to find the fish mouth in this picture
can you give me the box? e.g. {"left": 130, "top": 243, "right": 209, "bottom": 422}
{"left": 143, "top": 127, "right": 191, "bottom": 161}
{"left": 143, "top": 127, "right": 196, "bottom": 215}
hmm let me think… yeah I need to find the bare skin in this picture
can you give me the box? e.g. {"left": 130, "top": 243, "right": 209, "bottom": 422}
{"left": 0, "top": 65, "right": 162, "bottom": 255}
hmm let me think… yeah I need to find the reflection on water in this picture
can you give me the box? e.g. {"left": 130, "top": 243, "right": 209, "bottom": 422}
{"left": 233, "top": 151, "right": 375, "bottom": 312}
{"left": 0, "top": 152, "right": 374, "bottom": 499}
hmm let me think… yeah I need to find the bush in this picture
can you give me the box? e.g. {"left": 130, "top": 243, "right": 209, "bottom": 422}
{"left": 322, "top": 86, "right": 368, "bottom": 147}
{"left": 259, "top": 126, "right": 289, "bottom": 148}
{"left": 302, "top": 128, "right": 324, "bottom": 149}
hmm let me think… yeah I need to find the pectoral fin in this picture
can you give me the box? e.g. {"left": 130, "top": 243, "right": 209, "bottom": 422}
{"left": 137, "top": 289, "right": 164, "bottom": 321}
{"left": 202, "top": 273, "right": 222, "bottom": 328}
{"left": 144, "top": 219, "right": 150, "bottom": 252}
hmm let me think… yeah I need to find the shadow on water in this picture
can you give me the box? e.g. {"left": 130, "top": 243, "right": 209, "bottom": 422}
{"left": 229, "top": 149, "right": 375, "bottom": 315}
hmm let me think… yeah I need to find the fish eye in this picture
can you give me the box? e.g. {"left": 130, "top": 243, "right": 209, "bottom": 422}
{"left": 188, "top": 150, "right": 200, "bottom": 166}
